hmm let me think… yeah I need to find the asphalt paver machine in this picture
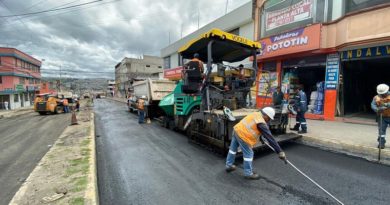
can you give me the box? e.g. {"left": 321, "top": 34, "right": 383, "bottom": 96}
{"left": 159, "top": 28, "right": 300, "bottom": 153}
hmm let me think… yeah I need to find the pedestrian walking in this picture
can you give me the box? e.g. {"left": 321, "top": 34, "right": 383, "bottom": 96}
{"left": 291, "top": 87, "right": 308, "bottom": 133}
{"left": 137, "top": 96, "right": 146, "bottom": 124}
{"left": 4, "top": 101, "right": 9, "bottom": 110}
{"left": 225, "top": 107, "right": 286, "bottom": 180}
{"left": 371, "top": 84, "right": 390, "bottom": 149}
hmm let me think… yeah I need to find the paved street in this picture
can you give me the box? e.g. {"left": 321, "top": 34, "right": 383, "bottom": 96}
{"left": 96, "top": 99, "right": 390, "bottom": 205}
{"left": 0, "top": 112, "right": 69, "bottom": 205}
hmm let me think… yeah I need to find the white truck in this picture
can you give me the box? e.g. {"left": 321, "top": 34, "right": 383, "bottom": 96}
{"left": 128, "top": 78, "right": 176, "bottom": 118}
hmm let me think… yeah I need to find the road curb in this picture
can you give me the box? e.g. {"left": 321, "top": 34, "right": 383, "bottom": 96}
{"left": 297, "top": 135, "right": 390, "bottom": 166}
{"left": 85, "top": 112, "right": 99, "bottom": 205}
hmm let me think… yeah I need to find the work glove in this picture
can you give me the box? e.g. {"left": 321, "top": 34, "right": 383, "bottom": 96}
{"left": 378, "top": 106, "right": 387, "bottom": 113}
{"left": 278, "top": 151, "right": 286, "bottom": 161}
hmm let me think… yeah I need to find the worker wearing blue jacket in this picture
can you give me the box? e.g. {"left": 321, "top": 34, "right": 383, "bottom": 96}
{"left": 291, "top": 87, "right": 308, "bottom": 134}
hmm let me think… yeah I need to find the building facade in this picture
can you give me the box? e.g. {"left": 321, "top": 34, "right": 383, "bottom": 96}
{"left": 115, "top": 55, "right": 163, "bottom": 97}
{"left": 0, "top": 47, "right": 42, "bottom": 110}
{"left": 160, "top": 2, "right": 255, "bottom": 80}
{"left": 107, "top": 80, "right": 115, "bottom": 97}
{"left": 254, "top": 0, "right": 390, "bottom": 120}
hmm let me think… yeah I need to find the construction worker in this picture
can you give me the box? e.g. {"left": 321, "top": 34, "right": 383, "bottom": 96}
{"left": 63, "top": 98, "right": 69, "bottom": 113}
{"left": 188, "top": 53, "right": 204, "bottom": 73}
{"left": 291, "top": 87, "right": 308, "bottom": 134}
{"left": 225, "top": 107, "right": 286, "bottom": 180}
{"left": 371, "top": 84, "right": 390, "bottom": 149}
{"left": 137, "top": 96, "right": 146, "bottom": 124}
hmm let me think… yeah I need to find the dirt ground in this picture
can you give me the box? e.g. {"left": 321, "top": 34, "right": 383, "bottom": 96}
{"left": 9, "top": 100, "right": 97, "bottom": 205}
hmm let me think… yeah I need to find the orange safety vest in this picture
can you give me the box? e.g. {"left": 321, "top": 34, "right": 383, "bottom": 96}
{"left": 191, "top": 58, "right": 204, "bottom": 73}
{"left": 233, "top": 112, "right": 266, "bottom": 147}
{"left": 63, "top": 99, "right": 69, "bottom": 106}
{"left": 375, "top": 95, "right": 390, "bottom": 117}
{"left": 137, "top": 99, "right": 145, "bottom": 110}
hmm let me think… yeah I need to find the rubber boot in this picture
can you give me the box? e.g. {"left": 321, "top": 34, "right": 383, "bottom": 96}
{"left": 378, "top": 137, "right": 386, "bottom": 149}
{"left": 290, "top": 124, "right": 300, "bottom": 131}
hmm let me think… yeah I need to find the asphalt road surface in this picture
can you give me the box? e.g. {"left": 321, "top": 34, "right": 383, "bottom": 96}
{"left": 0, "top": 111, "right": 69, "bottom": 205}
{"left": 96, "top": 99, "right": 390, "bottom": 205}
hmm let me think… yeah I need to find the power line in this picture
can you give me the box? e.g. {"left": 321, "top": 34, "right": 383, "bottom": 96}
{"left": 0, "top": 0, "right": 103, "bottom": 18}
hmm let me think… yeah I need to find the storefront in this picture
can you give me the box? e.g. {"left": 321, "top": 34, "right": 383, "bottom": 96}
{"left": 339, "top": 45, "right": 390, "bottom": 119}
{"left": 256, "top": 24, "right": 338, "bottom": 120}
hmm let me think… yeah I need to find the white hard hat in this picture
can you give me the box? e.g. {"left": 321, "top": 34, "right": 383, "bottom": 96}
{"left": 262, "top": 107, "right": 275, "bottom": 120}
{"left": 141, "top": 95, "right": 146, "bottom": 99}
{"left": 377, "top": 84, "right": 389, "bottom": 95}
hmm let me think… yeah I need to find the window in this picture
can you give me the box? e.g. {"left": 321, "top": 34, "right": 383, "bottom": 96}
{"left": 20, "top": 77, "right": 25, "bottom": 84}
{"left": 29, "top": 78, "right": 33, "bottom": 84}
{"left": 345, "top": 0, "right": 388, "bottom": 14}
{"left": 24, "top": 93, "right": 28, "bottom": 101}
{"left": 14, "top": 94, "right": 19, "bottom": 102}
{"left": 0, "top": 76, "right": 2, "bottom": 84}
{"left": 158, "top": 66, "right": 162, "bottom": 68}
{"left": 163, "top": 57, "right": 170, "bottom": 69}
{"left": 146, "top": 65, "right": 150, "bottom": 67}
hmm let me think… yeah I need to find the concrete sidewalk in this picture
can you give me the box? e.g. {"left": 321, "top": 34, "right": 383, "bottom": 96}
{"left": 0, "top": 106, "right": 34, "bottom": 118}
{"left": 107, "top": 96, "right": 390, "bottom": 165}
{"left": 296, "top": 119, "right": 390, "bottom": 165}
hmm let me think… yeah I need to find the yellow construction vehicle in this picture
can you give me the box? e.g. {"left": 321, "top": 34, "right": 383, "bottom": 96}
{"left": 34, "top": 93, "right": 63, "bottom": 115}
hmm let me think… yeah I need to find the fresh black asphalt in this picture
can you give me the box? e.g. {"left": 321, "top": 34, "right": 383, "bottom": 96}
{"left": 96, "top": 99, "right": 390, "bottom": 205}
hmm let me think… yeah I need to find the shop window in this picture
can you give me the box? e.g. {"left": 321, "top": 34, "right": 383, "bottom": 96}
{"left": 258, "top": 61, "right": 278, "bottom": 96}
{"left": 20, "top": 77, "right": 25, "bottom": 84}
{"left": 345, "top": 0, "right": 388, "bottom": 14}
{"left": 14, "top": 94, "right": 19, "bottom": 102}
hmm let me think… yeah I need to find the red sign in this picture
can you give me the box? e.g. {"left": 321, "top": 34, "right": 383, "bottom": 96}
{"left": 266, "top": 0, "right": 312, "bottom": 31}
{"left": 164, "top": 66, "right": 183, "bottom": 80}
{"left": 258, "top": 24, "right": 321, "bottom": 59}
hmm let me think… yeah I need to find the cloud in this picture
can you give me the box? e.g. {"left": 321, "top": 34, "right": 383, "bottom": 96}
{"left": 0, "top": 0, "right": 250, "bottom": 78}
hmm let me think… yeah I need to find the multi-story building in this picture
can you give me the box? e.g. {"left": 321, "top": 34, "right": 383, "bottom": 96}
{"left": 160, "top": 2, "right": 254, "bottom": 80}
{"left": 115, "top": 55, "right": 163, "bottom": 97}
{"left": 253, "top": 0, "right": 390, "bottom": 121}
{"left": 0, "top": 47, "right": 42, "bottom": 110}
{"left": 107, "top": 80, "right": 115, "bottom": 97}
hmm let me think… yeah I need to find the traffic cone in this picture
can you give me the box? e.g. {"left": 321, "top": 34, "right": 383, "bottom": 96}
{"left": 70, "top": 109, "right": 78, "bottom": 125}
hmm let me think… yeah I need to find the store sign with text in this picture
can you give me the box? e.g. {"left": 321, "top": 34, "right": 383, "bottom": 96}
{"left": 340, "top": 45, "right": 390, "bottom": 60}
{"left": 325, "top": 54, "right": 339, "bottom": 90}
{"left": 258, "top": 24, "right": 320, "bottom": 59}
{"left": 164, "top": 66, "right": 183, "bottom": 80}
{"left": 266, "top": 0, "right": 312, "bottom": 31}
{"left": 15, "top": 84, "right": 25, "bottom": 92}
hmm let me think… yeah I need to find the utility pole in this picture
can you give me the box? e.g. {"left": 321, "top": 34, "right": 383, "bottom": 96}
{"left": 59, "top": 65, "right": 62, "bottom": 92}
{"left": 197, "top": 8, "right": 200, "bottom": 29}
{"left": 225, "top": 0, "right": 229, "bottom": 14}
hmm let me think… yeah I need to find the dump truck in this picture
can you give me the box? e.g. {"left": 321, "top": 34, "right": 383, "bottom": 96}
{"left": 128, "top": 78, "right": 176, "bottom": 118}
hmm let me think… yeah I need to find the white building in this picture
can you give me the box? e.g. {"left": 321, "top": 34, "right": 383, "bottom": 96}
{"left": 160, "top": 2, "right": 254, "bottom": 70}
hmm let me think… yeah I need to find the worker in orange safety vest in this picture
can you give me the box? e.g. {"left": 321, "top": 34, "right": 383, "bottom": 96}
{"left": 225, "top": 107, "right": 286, "bottom": 180}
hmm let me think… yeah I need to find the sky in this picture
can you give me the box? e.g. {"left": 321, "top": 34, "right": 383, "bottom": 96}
{"left": 0, "top": 0, "right": 250, "bottom": 79}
